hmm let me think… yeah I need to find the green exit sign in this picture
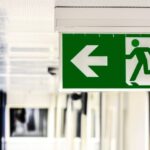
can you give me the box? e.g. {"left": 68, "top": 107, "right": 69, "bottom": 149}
{"left": 62, "top": 34, "right": 150, "bottom": 89}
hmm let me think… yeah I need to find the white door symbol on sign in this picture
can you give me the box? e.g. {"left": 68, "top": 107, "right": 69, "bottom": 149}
{"left": 126, "top": 37, "right": 150, "bottom": 86}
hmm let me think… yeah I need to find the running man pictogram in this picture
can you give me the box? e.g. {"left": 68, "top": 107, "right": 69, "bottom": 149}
{"left": 126, "top": 39, "right": 150, "bottom": 85}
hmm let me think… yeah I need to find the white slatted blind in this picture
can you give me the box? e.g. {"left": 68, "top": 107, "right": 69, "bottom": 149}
{"left": 7, "top": 32, "right": 58, "bottom": 92}
{"left": 0, "top": 0, "right": 58, "bottom": 93}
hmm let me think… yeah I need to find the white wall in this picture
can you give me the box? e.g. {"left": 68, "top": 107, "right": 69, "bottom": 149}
{"left": 125, "top": 92, "right": 149, "bottom": 150}
{"left": 101, "top": 92, "right": 149, "bottom": 150}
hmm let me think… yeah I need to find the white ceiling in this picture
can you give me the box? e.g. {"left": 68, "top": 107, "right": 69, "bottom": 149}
{"left": 56, "top": 0, "right": 150, "bottom": 7}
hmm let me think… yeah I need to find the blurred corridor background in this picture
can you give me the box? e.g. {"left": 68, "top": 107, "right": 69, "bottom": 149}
{"left": 0, "top": 91, "right": 149, "bottom": 150}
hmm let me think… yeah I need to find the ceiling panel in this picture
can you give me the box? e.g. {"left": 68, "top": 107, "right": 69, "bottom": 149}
{"left": 55, "top": 0, "right": 150, "bottom": 7}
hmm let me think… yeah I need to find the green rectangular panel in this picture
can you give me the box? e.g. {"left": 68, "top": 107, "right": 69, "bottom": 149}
{"left": 62, "top": 34, "right": 150, "bottom": 89}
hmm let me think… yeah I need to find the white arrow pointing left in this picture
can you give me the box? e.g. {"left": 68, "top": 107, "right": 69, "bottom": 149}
{"left": 71, "top": 45, "right": 108, "bottom": 77}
